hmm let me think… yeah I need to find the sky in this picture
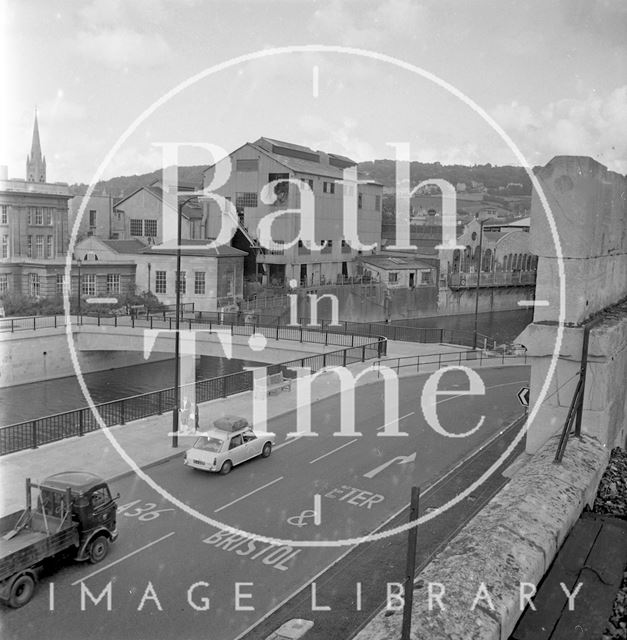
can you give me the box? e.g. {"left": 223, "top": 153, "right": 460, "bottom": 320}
{"left": 2, "top": 0, "right": 626, "bottom": 184}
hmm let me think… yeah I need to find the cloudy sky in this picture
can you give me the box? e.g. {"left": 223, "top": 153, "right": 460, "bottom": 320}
{"left": 3, "top": 0, "right": 626, "bottom": 184}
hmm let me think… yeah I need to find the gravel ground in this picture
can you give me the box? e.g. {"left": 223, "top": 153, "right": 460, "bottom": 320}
{"left": 590, "top": 447, "right": 627, "bottom": 640}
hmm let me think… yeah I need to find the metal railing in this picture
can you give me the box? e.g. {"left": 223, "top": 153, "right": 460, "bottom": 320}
{"left": 372, "top": 346, "right": 528, "bottom": 375}
{"left": 554, "top": 316, "right": 603, "bottom": 463}
{"left": 0, "top": 337, "right": 387, "bottom": 456}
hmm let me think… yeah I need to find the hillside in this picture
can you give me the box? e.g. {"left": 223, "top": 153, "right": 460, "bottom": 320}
{"left": 69, "top": 160, "right": 533, "bottom": 199}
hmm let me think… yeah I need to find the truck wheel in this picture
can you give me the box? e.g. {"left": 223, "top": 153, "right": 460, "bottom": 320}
{"left": 261, "top": 442, "right": 272, "bottom": 458}
{"left": 219, "top": 460, "right": 233, "bottom": 475}
{"left": 88, "top": 535, "right": 109, "bottom": 564}
{"left": 8, "top": 575, "right": 35, "bottom": 608}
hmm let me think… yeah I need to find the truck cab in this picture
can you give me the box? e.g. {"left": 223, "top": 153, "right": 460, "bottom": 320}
{"left": 39, "top": 472, "right": 118, "bottom": 562}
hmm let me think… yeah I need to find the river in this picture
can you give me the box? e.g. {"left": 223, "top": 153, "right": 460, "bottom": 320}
{"left": 1, "top": 309, "right": 533, "bottom": 426}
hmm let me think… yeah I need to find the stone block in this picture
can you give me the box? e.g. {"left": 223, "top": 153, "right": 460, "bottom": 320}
{"left": 530, "top": 156, "right": 627, "bottom": 260}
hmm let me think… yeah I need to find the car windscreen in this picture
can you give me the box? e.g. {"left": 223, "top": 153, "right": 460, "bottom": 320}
{"left": 193, "top": 436, "right": 224, "bottom": 452}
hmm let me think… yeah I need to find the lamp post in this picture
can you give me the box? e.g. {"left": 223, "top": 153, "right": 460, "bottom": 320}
{"left": 472, "top": 219, "right": 486, "bottom": 350}
{"left": 172, "top": 195, "right": 198, "bottom": 448}
{"left": 76, "top": 258, "right": 82, "bottom": 317}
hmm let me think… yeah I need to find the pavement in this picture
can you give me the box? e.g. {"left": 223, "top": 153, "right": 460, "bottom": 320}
{"left": 0, "top": 339, "right": 527, "bottom": 517}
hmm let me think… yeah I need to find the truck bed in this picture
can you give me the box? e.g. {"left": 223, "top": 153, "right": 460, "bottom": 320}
{"left": 0, "top": 511, "right": 78, "bottom": 582}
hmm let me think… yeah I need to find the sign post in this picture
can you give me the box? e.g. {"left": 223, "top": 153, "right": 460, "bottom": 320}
{"left": 401, "top": 486, "right": 420, "bottom": 640}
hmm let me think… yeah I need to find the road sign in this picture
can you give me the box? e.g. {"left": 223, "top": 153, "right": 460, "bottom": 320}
{"left": 517, "top": 387, "right": 530, "bottom": 407}
{"left": 85, "top": 297, "right": 118, "bottom": 304}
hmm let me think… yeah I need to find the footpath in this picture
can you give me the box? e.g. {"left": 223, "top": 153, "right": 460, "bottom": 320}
{"left": 0, "top": 340, "right": 527, "bottom": 516}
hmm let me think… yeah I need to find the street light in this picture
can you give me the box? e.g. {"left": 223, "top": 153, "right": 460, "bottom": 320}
{"left": 172, "top": 195, "right": 198, "bottom": 448}
{"left": 472, "top": 218, "right": 486, "bottom": 350}
{"left": 76, "top": 258, "right": 82, "bottom": 317}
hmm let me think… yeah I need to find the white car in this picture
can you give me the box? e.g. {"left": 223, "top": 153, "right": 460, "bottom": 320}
{"left": 184, "top": 415, "right": 275, "bottom": 475}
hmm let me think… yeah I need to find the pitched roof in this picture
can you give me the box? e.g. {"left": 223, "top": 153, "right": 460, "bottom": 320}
{"left": 203, "top": 137, "right": 382, "bottom": 185}
{"left": 100, "top": 239, "right": 147, "bottom": 254}
{"left": 113, "top": 185, "right": 203, "bottom": 219}
{"left": 360, "top": 253, "right": 434, "bottom": 271}
{"left": 142, "top": 238, "right": 247, "bottom": 258}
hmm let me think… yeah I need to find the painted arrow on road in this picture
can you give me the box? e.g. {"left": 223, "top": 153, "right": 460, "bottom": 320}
{"left": 363, "top": 452, "right": 417, "bottom": 479}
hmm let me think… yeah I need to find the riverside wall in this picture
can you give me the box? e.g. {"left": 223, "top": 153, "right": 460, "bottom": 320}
{"left": 0, "top": 328, "right": 171, "bottom": 388}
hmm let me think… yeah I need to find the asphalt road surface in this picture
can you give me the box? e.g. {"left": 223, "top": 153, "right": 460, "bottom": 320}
{"left": 1, "top": 366, "right": 529, "bottom": 640}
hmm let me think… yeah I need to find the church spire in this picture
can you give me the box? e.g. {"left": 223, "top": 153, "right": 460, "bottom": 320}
{"left": 26, "top": 109, "right": 46, "bottom": 183}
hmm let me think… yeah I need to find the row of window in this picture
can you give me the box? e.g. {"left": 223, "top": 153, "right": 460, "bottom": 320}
{"left": 232, "top": 186, "right": 381, "bottom": 210}
{"left": 0, "top": 272, "right": 124, "bottom": 297}
{"left": 1, "top": 206, "right": 7, "bottom": 225}
{"left": 27, "top": 207, "right": 54, "bottom": 226}
{"left": 25, "top": 235, "right": 55, "bottom": 258}
{"left": 130, "top": 219, "right": 158, "bottom": 237}
{"left": 155, "top": 270, "right": 205, "bottom": 295}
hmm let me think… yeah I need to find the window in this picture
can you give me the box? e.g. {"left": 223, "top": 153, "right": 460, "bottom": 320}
{"left": 90, "top": 487, "right": 111, "bottom": 509}
{"left": 56, "top": 273, "right": 64, "bottom": 295}
{"left": 235, "top": 192, "right": 258, "bottom": 208}
{"left": 0, "top": 205, "right": 7, "bottom": 224}
{"left": 46, "top": 236, "right": 53, "bottom": 258}
{"left": 358, "top": 193, "right": 363, "bottom": 209}
{"left": 45, "top": 209, "right": 52, "bottom": 225}
{"left": 194, "top": 271, "right": 205, "bottom": 295}
{"left": 144, "top": 219, "right": 157, "bottom": 237}
{"left": 36, "top": 235, "right": 44, "bottom": 258}
{"left": 301, "top": 178, "right": 314, "bottom": 192}
{"left": 375, "top": 195, "right": 381, "bottom": 211}
{"left": 35, "top": 208, "right": 43, "bottom": 225}
{"left": 421, "top": 270, "right": 431, "bottom": 284}
{"left": 0, "top": 274, "right": 8, "bottom": 294}
{"left": 89, "top": 210, "right": 97, "bottom": 228}
{"left": 341, "top": 239, "right": 351, "bottom": 253}
{"left": 176, "top": 271, "right": 186, "bottom": 294}
{"left": 155, "top": 270, "right": 167, "bottom": 294}
{"left": 82, "top": 273, "right": 96, "bottom": 296}
{"left": 236, "top": 159, "right": 258, "bottom": 172}
{"left": 1, "top": 235, "right": 7, "bottom": 258}
{"left": 30, "top": 273, "right": 40, "bottom": 297}
{"left": 321, "top": 239, "right": 332, "bottom": 254}
{"left": 27, "top": 236, "right": 32, "bottom": 257}
{"left": 298, "top": 239, "right": 310, "bottom": 254}
{"left": 323, "top": 181, "right": 335, "bottom": 194}
{"left": 388, "top": 272, "right": 398, "bottom": 284}
{"left": 106, "top": 273, "right": 120, "bottom": 294}
{"left": 130, "top": 219, "right": 143, "bottom": 236}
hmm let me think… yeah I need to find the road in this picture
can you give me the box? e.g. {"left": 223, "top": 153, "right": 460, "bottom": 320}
{"left": 1, "top": 366, "right": 528, "bottom": 640}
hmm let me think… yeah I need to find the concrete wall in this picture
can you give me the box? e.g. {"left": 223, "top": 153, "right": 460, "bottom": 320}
{"left": 0, "top": 328, "right": 171, "bottom": 388}
{"left": 438, "top": 285, "right": 535, "bottom": 317}
{"left": 517, "top": 156, "right": 627, "bottom": 452}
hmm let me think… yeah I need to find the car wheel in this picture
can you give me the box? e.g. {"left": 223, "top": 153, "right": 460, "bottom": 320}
{"left": 261, "top": 442, "right": 272, "bottom": 458}
{"left": 88, "top": 535, "right": 109, "bottom": 564}
{"left": 220, "top": 460, "right": 233, "bottom": 475}
{"left": 8, "top": 574, "right": 36, "bottom": 608}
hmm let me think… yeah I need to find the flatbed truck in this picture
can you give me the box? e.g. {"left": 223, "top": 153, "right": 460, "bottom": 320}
{"left": 0, "top": 471, "right": 118, "bottom": 608}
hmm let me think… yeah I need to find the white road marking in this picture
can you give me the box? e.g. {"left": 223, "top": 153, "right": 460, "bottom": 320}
{"left": 376, "top": 411, "right": 415, "bottom": 431}
{"left": 274, "top": 436, "right": 304, "bottom": 451}
{"left": 314, "top": 494, "right": 321, "bottom": 526}
{"left": 214, "top": 476, "right": 284, "bottom": 513}
{"left": 436, "top": 379, "right": 529, "bottom": 404}
{"left": 71, "top": 531, "right": 176, "bottom": 585}
{"left": 309, "top": 439, "right": 358, "bottom": 464}
{"left": 518, "top": 300, "right": 549, "bottom": 306}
